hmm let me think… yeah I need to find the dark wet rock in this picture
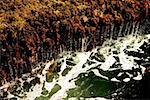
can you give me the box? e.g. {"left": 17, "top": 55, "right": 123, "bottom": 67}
{"left": 132, "top": 71, "right": 138, "bottom": 77}
{"left": 90, "top": 55, "right": 96, "bottom": 61}
{"left": 37, "top": 68, "right": 44, "bottom": 75}
{"left": 10, "top": 84, "right": 23, "bottom": 98}
{"left": 130, "top": 67, "right": 141, "bottom": 74}
{"left": 126, "top": 51, "right": 147, "bottom": 58}
{"left": 141, "top": 62, "right": 150, "bottom": 68}
{"left": 94, "top": 64, "right": 102, "bottom": 68}
{"left": 22, "top": 76, "right": 28, "bottom": 81}
{"left": 116, "top": 72, "right": 130, "bottom": 82}
{"left": 72, "top": 53, "right": 77, "bottom": 57}
{"left": 97, "top": 69, "right": 120, "bottom": 79}
{"left": 66, "top": 58, "right": 74, "bottom": 62}
{"left": 66, "top": 61, "right": 76, "bottom": 66}
{"left": 90, "top": 53, "right": 105, "bottom": 62}
{"left": 61, "top": 60, "right": 64, "bottom": 62}
{"left": 10, "top": 85, "right": 18, "bottom": 93}
{"left": 39, "top": 63, "right": 45, "bottom": 68}
{"left": 139, "top": 41, "right": 148, "bottom": 51}
{"left": 95, "top": 53, "right": 105, "bottom": 62}
{"left": 126, "top": 69, "right": 138, "bottom": 78}
{"left": 86, "top": 59, "right": 96, "bottom": 66}
{"left": 0, "top": 91, "right": 8, "bottom": 99}
{"left": 10, "top": 97, "right": 18, "bottom": 100}
{"left": 112, "top": 51, "right": 119, "bottom": 54}
{"left": 23, "top": 82, "right": 32, "bottom": 92}
{"left": 53, "top": 64, "right": 61, "bottom": 73}
{"left": 113, "top": 72, "right": 150, "bottom": 100}
{"left": 31, "top": 77, "right": 40, "bottom": 85}
{"left": 113, "top": 56, "right": 120, "bottom": 62}
{"left": 134, "top": 59, "right": 146, "bottom": 65}
{"left": 89, "top": 52, "right": 94, "bottom": 58}
{"left": 137, "top": 41, "right": 150, "bottom": 57}
{"left": 82, "top": 64, "right": 86, "bottom": 68}
{"left": 10, "top": 80, "right": 22, "bottom": 94}
{"left": 140, "top": 72, "right": 150, "bottom": 99}
{"left": 110, "top": 62, "right": 121, "bottom": 68}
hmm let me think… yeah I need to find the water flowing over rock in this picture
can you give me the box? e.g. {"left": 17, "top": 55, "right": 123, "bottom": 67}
{"left": 0, "top": 0, "right": 149, "bottom": 99}
{"left": 0, "top": 34, "right": 149, "bottom": 99}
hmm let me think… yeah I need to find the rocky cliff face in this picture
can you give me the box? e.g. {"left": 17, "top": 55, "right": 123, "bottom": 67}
{"left": 0, "top": 14, "right": 149, "bottom": 85}
{"left": 0, "top": 1, "right": 149, "bottom": 99}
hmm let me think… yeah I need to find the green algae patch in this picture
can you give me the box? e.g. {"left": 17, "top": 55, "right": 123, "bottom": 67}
{"left": 66, "top": 71, "right": 119, "bottom": 98}
{"left": 46, "top": 73, "right": 59, "bottom": 82}
{"left": 41, "top": 89, "right": 49, "bottom": 96}
{"left": 35, "top": 84, "right": 61, "bottom": 100}
{"left": 61, "top": 67, "right": 72, "bottom": 76}
{"left": 48, "top": 84, "right": 61, "bottom": 98}
{"left": 35, "top": 96, "right": 50, "bottom": 100}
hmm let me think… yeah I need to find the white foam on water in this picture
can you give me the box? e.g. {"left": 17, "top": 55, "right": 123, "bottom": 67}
{"left": 123, "top": 78, "right": 130, "bottom": 82}
{"left": 133, "top": 72, "right": 142, "bottom": 80}
{"left": 6, "top": 34, "right": 150, "bottom": 100}
{"left": 51, "top": 52, "right": 92, "bottom": 99}
{"left": 50, "top": 34, "right": 149, "bottom": 99}
{"left": 111, "top": 78, "right": 120, "bottom": 82}
{"left": 100, "top": 55, "right": 116, "bottom": 71}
